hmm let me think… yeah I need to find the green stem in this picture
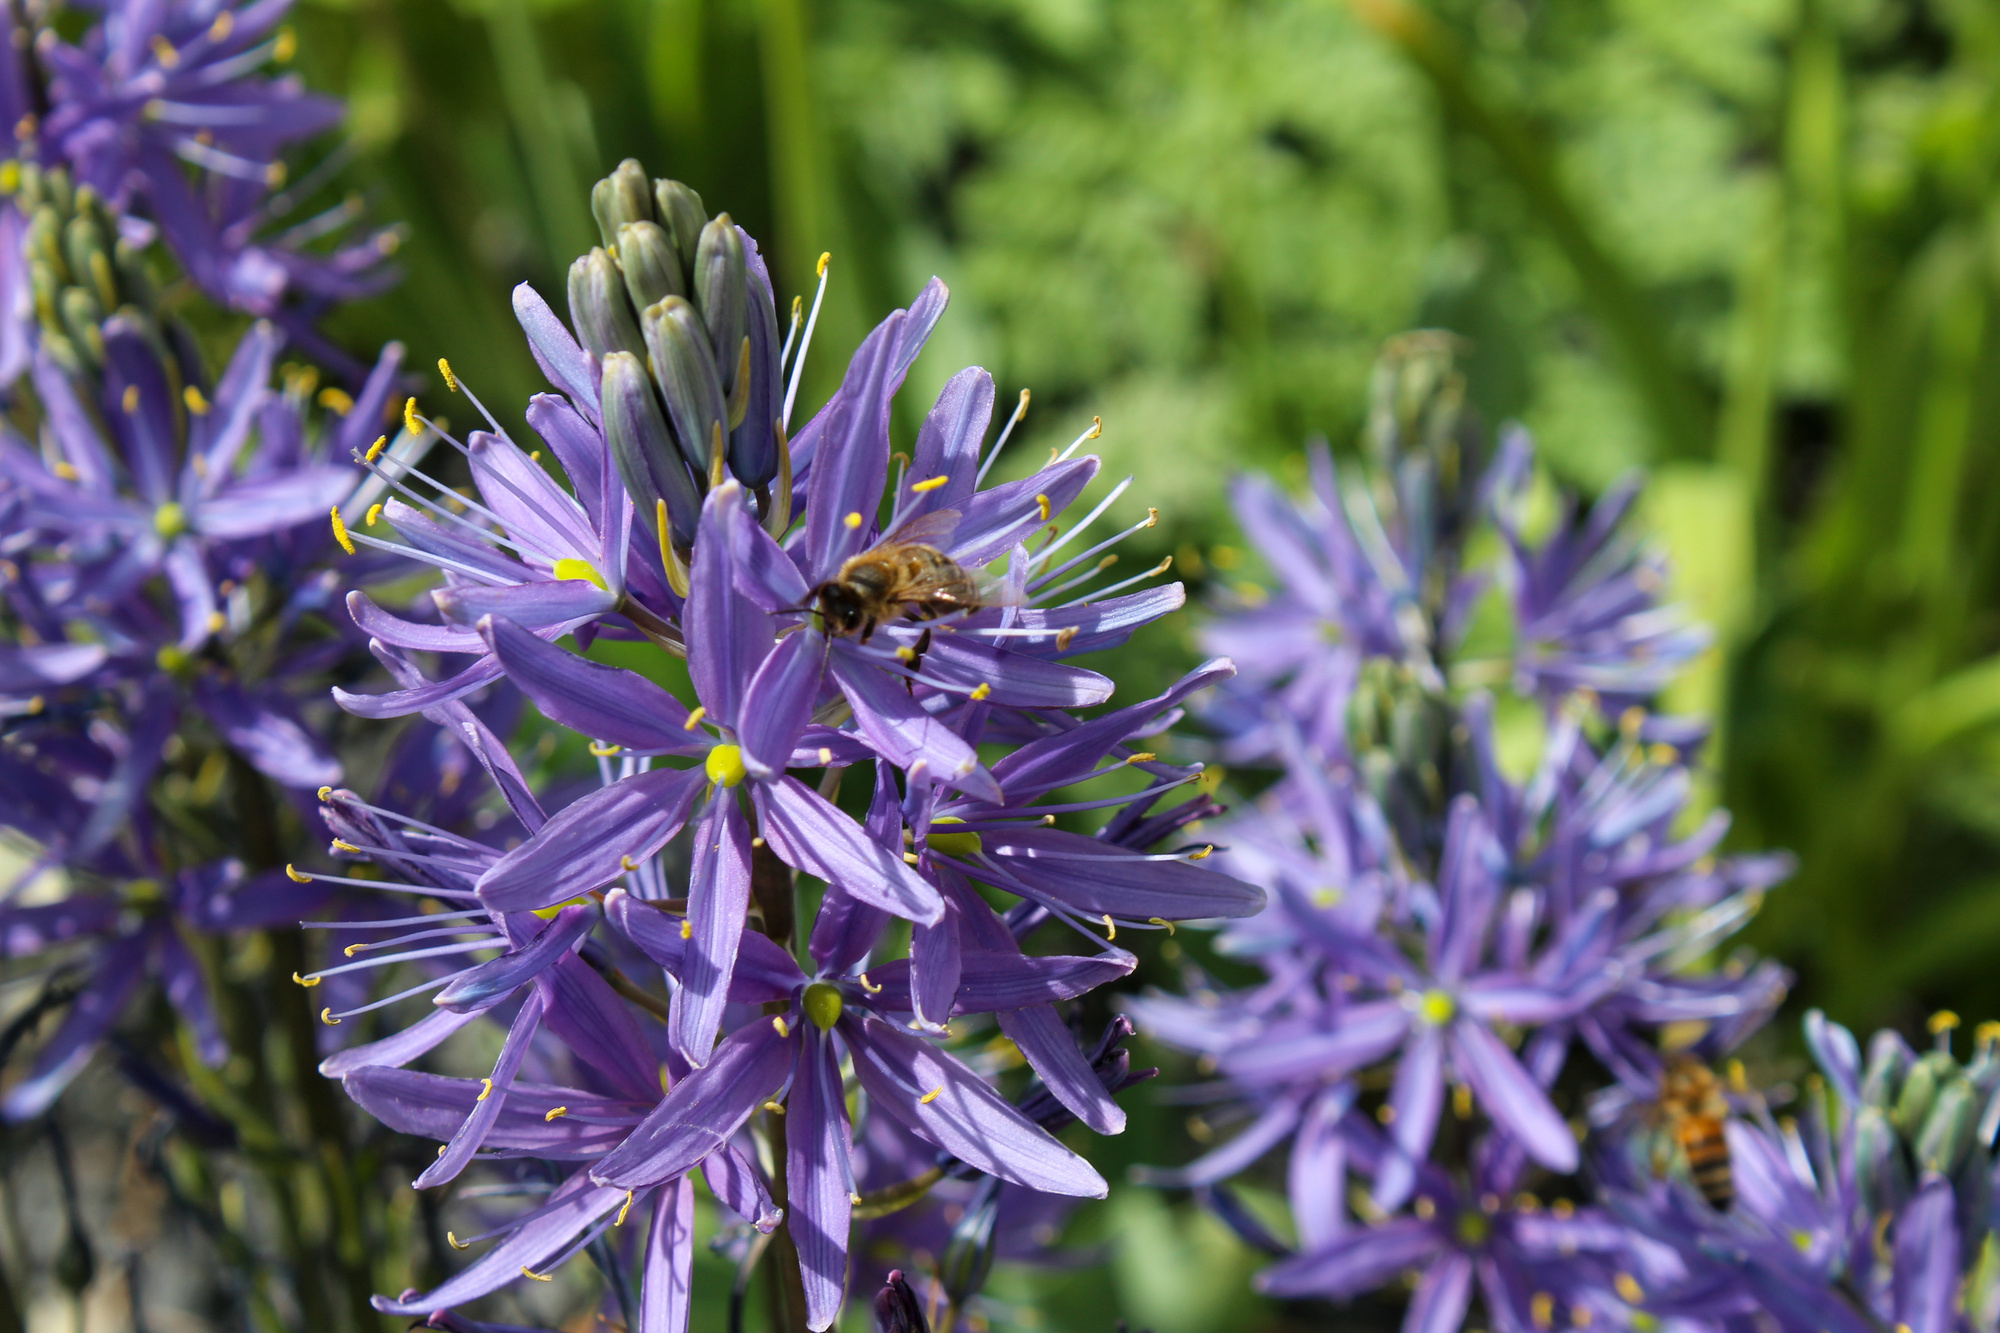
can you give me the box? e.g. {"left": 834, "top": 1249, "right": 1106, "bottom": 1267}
{"left": 488, "top": 0, "right": 595, "bottom": 271}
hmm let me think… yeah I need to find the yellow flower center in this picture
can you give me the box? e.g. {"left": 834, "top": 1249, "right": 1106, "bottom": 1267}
{"left": 706, "top": 745, "right": 747, "bottom": 788}
{"left": 925, "top": 817, "right": 982, "bottom": 858}
{"left": 154, "top": 502, "right": 187, "bottom": 539}
{"left": 551, "top": 557, "right": 608, "bottom": 590}
{"left": 1419, "top": 989, "right": 1456, "bottom": 1026}
{"left": 532, "top": 897, "right": 589, "bottom": 920}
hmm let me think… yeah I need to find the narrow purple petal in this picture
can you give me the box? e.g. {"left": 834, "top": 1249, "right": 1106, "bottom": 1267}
{"left": 998, "top": 1004, "right": 1125, "bottom": 1135}
{"left": 840, "top": 1012, "right": 1106, "bottom": 1197}
{"left": 479, "top": 614, "right": 703, "bottom": 754}
{"left": 1220, "top": 1002, "right": 1410, "bottom": 1086}
{"left": 830, "top": 654, "right": 1000, "bottom": 801}
{"left": 434, "top": 904, "right": 592, "bottom": 1013}
{"left": 906, "top": 636, "right": 1112, "bottom": 708}
{"left": 1405, "top": 1252, "right": 1476, "bottom": 1333}
{"left": 738, "top": 629, "right": 825, "bottom": 779}
{"left": 981, "top": 828, "right": 1264, "bottom": 921}
{"left": 1290, "top": 1088, "right": 1353, "bottom": 1250}
{"left": 672, "top": 795, "right": 755, "bottom": 1067}
{"left": 514, "top": 281, "right": 602, "bottom": 422}
{"left": 1374, "top": 1023, "right": 1444, "bottom": 1212}
{"left": 641, "top": 1178, "right": 696, "bottom": 1333}
{"left": 755, "top": 778, "right": 944, "bottom": 926}
{"left": 702, "top": 1142, "right": 782, "bottom": 1232}
{"left": 1255, "top": 1219, "right": 1443, "bottom": 1299}
{"left": 371, "top": 1173, "right": 624, "bottom": 1314}
{"left": 478, "top": 767, "right": 707, "bottom": 911}
{"left": 904, "top": 367, "right": 993, "bottom": 515}
{"left": 789, "top": 1026, "right": 853, "bottom": 1331}
{"left": 1134, "top": 1090, "right": 1305, "bottom": 1186}
{"left": 592, "top": 1019, "right": 794, "bottom": 1187}
{"left": 1895, "top": 1174, "right": 1958, "bottom": 1333}
{"left": 415, "top": 988, "right": 546, "bottom": 1187}
{"left": 437, "top": 580, "right": 619, "bottom": 629}
{"left": 342, "top": 1067, "right": 642, "bottom": 1157}
{"left": 319, "top": 1007, "right": 480, "bottom": 1076}
{"left": 538, "top": 954, "right": 665, "bottom": 1103}
{"left": 909, "top": 907, "right": 962, "bottom": 1030}
{"left": 805, "top": 763, "right": 900, "bottom": 973}
{"left": 688, "top": 482, "right": 775, "bottom": 730}
{"left": 1449, "top": 1018, "right": 1577, "bottom": 1172}
{"left": 605, "top": 887, "right": 802, "bottom": 1001}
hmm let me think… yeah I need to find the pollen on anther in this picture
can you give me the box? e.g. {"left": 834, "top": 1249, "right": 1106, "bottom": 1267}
{"left": 331, "top": 839, "right": 361, "bottom": 853}
{"left": 476, "top": 1078, "right": 494, "bottom": 1102}
{"left": 329, "top": 507, "right": 354, "bottom": 555}
{"left": 1149, "top": 917, "right": 1176, "bottom": 935}
{"left": 446, "top": 1232, "right": 469, "bottom": 1250}
{"left": 920, "top": 1086, "right": 944, "bottom": 1105}
{"left": 183, "top": 385, "right": 209, "bottom": 415}
{"left": 817, "top": 252, "right": 832, "bottom": 277}
{"left": 620, "top": 855, "right": 640, "bottom": 872}
{"left": 320, "top": 1008, "right": 340, "bottom": 1025}
{"left": 365, "top": 434, "right": 387, "bottom": 463}
{"left": 365, "top": 504, "right": 383, "bottom": 528}
{"left": 859, "top": 973, "right": 882, "bottom": 994}
{"left": 911, "top": 475, "right": 949, "bottom": 493}
{"left": 843, "top": 511, "right": 863, "bottom": 529}
{"left": 521, "top": 1267, "right": 553, "bottom": 1282}
{"left": 292, "top": 972, "right": 318, "bottom": 987}
{"left": 344, "top": 943, "right": 362, "bottom": 957}
{"left": 1035, "top": 493, "right": 1051, "bottom": 522}
{"left": 1101, "top": 914, "right": 1117, "bottom": 940}
{"left": 772, "top": 1016, "right": 790, "bottom": 1038}
{"left": 683, "top": 706, "right": 707, "bottom": 731}
{"left": 762, "top": 1100, "right": 786, "bottom": 1115}
{"left": 970, "top": 682, "right": 992, "bottom": 701}
{"left": 545, "top": 1106, "right": 567, "bottom": 1121}
{"left": 1190, "top": 845, "right": 1214, "bottom": 860}
{"left": 438, "top": 358, "right": 460, "bottom": 392}
{"left": 616, "top": 1190, "right": 636, "bottom": 1226}
{"left": 285, "top": 864, "right": 313, "bottom": 883}
{"left": 403, "top": 396, "right": 420, "bottom": 435}
{"left": 818, "top": 747, "right": 832, "bottom": 764}
{"left": 680, "top": 919, "right": 693, "bottom": 940}
{"left": 589, "top": 741, "right": 624, "bottom": 757}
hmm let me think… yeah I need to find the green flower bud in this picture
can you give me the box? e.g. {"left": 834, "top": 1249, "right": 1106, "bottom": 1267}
{"left": 567, "top": 248, "right": 645, "bottom": 362}
{"left": 62, "top": 214, "right": 114, "bottom": 312}
{"left": 1915, "top": 1075, "right": 1977, "bottom": 1174}
{"left": 1861, "top": 1030, "right": 1911, "bottom": 1109}
{"left": 1894, "top": 1050, "right": 1958, "bottom": 1138}
{"left": 589, "top": 157, "right": 655, "bottom": 249}
{"left": 694, "top": 214, "right": 747, "bottom": 394}
{"left": 30, "top": 204, "right": 67, "bottom": 283}
{"left": 600, "top": 350, "right": 699, "bottom": 549}
{"left": 616, "top": 220, "right": 684, "bottom": 310}
{"left": 653, "top": 178, "right": 707, "bottom": 279}
{"left": 58, "top": 286, "right": 104, "bottom": 367}
{"left": 939, "top": 1185, "right": 1000, "bottom": 1309}
{"left": 641, "top": 295, "right": 729, "bottom": 482}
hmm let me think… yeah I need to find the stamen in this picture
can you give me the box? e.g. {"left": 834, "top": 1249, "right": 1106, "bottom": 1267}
{"left": 616, "top": 1190, "right": 636, "bottom": 1226}
{"left": 680, "top": 920, "right": 693, "bottom": 940}
{"left": 1054, "top": 556, "right": 1173, "bottom": 609}
{"left": 477, "top": 1078, "right": 494, "bottom": 1102}
{"left": 292, "top": 972, "right": 319, "bottom": 987}
{"left": 286, "top": 864, "right": 313, "bottom": 883}
{"left": 1054, "top": 416, "right": 1103, "bottom": 463}
{"left": 329, "top": 507, "right": 354, "bottom": 554}
{"left": 365, "top": 504, "right": 383, "bottom": 527}
{"left": 762, "top": 1100, "right": 786, "bottom": 1115}
{"left": 446, "top": 1232, "right": 469, "bottom": 1250}
{"left": 969, "top": 683, "right": 992, "bottom": 701}
{"left": 321, "top": 1008, "right": 340, "bottom": 1025}
{"left": 683, "top": 706, "right": 707, "bottom": 731}
{"left": 438, "top": 358, "right": 459, "bottom": 392}
{"left": 590, "top": 742, "right": 623, "bottom": 757}
{"left": 772, "top": 1016, "right": 791, "bottom": 1038}
{"left": 1030, "top": 484, "right": 1149, "bottom": 587}
{"left": 780, "top": 294, "right": 803, "bottom": 370}
{"left": 783, "top": 253, "right": 833, "bottom": 430}
{"left": 1150, "top": 918, "right": 1176, "bottom": 934}
{"left": 910, "top": 475, "right": 949, "bottom": 494}
{"left": 919, "top": 1086, "right": 944, "bottom": 1105}
{"left": 365, "top": 435, "right": 387, "bottom": 463}
{"left": 1102, "top": 914, "right": 1116, "bottom": 941}
{"left": 521, "top": 1267, "right": 553, "bottom": 1282}
{"left": 977, "top": 388, "right": 1030, "bottom": 486}
{"left": 545, "top": 1107, "right": 567, "bottom": 1121}
{"left": 858, "top": 973, "right": 882, "bottom": 994}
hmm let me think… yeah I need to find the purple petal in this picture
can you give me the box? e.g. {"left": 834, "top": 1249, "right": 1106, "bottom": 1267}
{"left": 415, "top": 988, "right": 547, "bottom": 1187}
{"left": 671, "top": 795, "right": 755, "bottom": 1067}
{"left": 592, "top": 1018, "right": 794, "bottom": 1188}
{"left": 371, "top": 1173, "right": 625, "bottom": 1314}
{"left": 434, "top": 904, "right": 592, "bottom": 1013}
{"left": 436, "top": 580, "right": 619, "bottom": 629}
{"left": 805, "top": 763, "right": 901, "bottom": 973}
{"left": 2, "top": 933, "right": 149, "bottom": 1120}
{"left": 514, "top": 281, "right": 601, "bottom": 422}
{"left": 1374, "top": 1023, "right": 1444, "bottom": 1212}
{"left": 195, "top": 465, "right": 354, "bottom": 537}
{"left": 527, "top": 393, "right": 606, "bottom": 520}
{"left": 908, "top": 635, "right": 1112, "bottom": 708}
{"left": 479, "top": 614, "right": 703, "bottom": 754}
{"left": 840, "top": 1012, "right": 1106, "bottom": 1197}
{"left": 789, "top": 1026, "right": 853, "bottom": 1331}
{"left": 0, "top": 898, "right": 119, "bottom": 955}
{"left": 998, "top": 1004, "right": 1125, "bottom": 1135}
{"left": 802, "top": 311, "right": 903, "bottom": 580}
{"left": 605, "top": 887, "right": 802, "bottom": 1002}
{"left": 193, "top": 676, "right": 341, "bottom": 789}
{"left": 909, "top": 906, "right": 961, "bottom": 1030}
{"left": 1405, "top": 1252, "right": 1475, "bottom": 1333}
{"left": 641, "top": 1179, "right": 696, "bottom": 1333}
{"left": 466, "top": 428, "right": 598, "bottom": 563}
{"left": 345, "top": 590, "right": 487, "bottom": 654}
{"left": 755, "top": 778, "right": 944, "bottom": 926}
{"left": 158, "top": 931, "right": 226, "bottom": 1066}
{"left": 980, "top": 827, "right": 1264, "bottom": 921}
{"left": 903, "top": 367, "right": 993, "bottom": 515}
{"left": 1449, "top": 1018, "right": 1577, "bottom": 1172}
{"left": 830, "top": 654, "right": 1000, "bottom": 801}
{"left": 988, "top": 658, "right": 1234, "bottom": 798}
{"left": 1220, "top": 1001, "right": 1410, "bottom": 1086}
{"left": 738, "top": 629, "right": 826, "bottom": 779}
{"left": 1290, "top": 1088, "right": 1353, "bottom": 1250}
{"left": 319, "top": 1007, "right": 480, "bottom": 1076}
{"left": 333, "top": 653, "right": 505, "bottom": 720}
{"left": 702, "top": 1142, "right": 782, "bottom": 1232}
{"left": 478, "top": 767, "right": 707, "bottom": 911}
{"left": 688, "top": 483, "right": 777, "bottom": 729}
{"left": 1134, "top": 1090, "right": 1305, "bottom": 1187}
{"left": 1895, "top": 1175, "right": 1958, "bottom": 1333}
{"left": 342, "top": 1067, "right": 642, "bottom": 1157}
{"left": 538, "top": 954, "right": 664, "bottom": 1103}
{"left": 0, "top": 642, "right": 105, "bottom": 693}
{"left": 1255, "top": 1218, "right": 1443, "bottom": 1299}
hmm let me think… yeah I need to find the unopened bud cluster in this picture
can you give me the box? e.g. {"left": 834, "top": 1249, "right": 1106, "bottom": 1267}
{"left": 570, "top": 157, "right": 786, "bottom": 562}
{"left": 7, "top": 163, "right": 161, "bottom": 377}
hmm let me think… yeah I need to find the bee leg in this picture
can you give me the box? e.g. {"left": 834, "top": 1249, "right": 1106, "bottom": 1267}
{"left": 906, "top": 628, "right": 933, "bottom": 691}
{"left": 859, "top": 617, "right": 877, "bottom": 644}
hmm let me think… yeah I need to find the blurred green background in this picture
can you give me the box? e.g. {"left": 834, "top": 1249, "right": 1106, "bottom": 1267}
{"left": 281, "top": 0, "right": 2000, "bottom": 1326}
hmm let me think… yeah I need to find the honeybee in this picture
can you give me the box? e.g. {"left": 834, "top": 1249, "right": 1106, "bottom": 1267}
{"left": 806, "top": 511, "right": 1010, "bottom": 641}
{"left": 1653, "top": 1055, "right": 1733, "bottom": 1210}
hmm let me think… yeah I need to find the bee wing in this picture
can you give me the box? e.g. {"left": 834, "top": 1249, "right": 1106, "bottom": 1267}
{"left": 882, "top": 508, "right": 961, "bottom": 549}
{"left": 969, "top": 568, "right": 1028, "bottom": 608}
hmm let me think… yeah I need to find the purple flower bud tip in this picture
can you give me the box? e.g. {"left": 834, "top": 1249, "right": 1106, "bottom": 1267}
{"left": 875, "top": 1271, "right": 929, "bottom": 1333}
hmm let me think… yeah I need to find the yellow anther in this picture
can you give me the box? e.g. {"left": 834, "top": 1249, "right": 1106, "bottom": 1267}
{"left": 264, "top": 159, "right": 286, "bottom": 187}
{"left": 895, "top": 646, "right": 916, "bottom": 663}
{"left": 319, "top": 387, "right": 354, "bottom": 415}
{"left": 590, "top": 741, "right": 624, "bottom": 757}
{"left": 330, "top": 507, "right": 355, "bottom": 555}
{"left": 1035, "top": 493, "right": 1051, "bottom": 522}
{"left": 272, "top": 25, "right": 296, "bottom": 61}
{"left": 292, "top": 972, "right": 319, "bottom": 987}
{"left": 616, "top": 1190, "right": 635, "bottom": 1226}
{"left": 1647, "top": 743, "right": 1678, "bottom": 767}
{"left": 316, "top": 787, "right": 333, "bottom": 801}
{"left": 365, "top": 435, "right": 387, "bottom": 463}
{"left": 1125, "top": 752, "right": 1157, "bottom": 765}
{"left": 969, "top": 682, "right": 993, "bottom": 701}
{"left": 762, "top": 1100, "right": 786, "bottom": 1115}
{"left": 206, "top": 609, "right": 227, "bottom": 633}
{"left": 620, "top": 855, "right": 640, "bottom": 871}
{"left": 553, "top": 557, "right": 608, "bottom": 590}
{"left": 1930, "top": 1010, "right": 1961, "bottom": 1035}
{"left": 285, "top": 864, "right": 313, "bottom": 883}
{"left": 183, "top": 385, "right": 210, "bottom": 415}
{"left": 903, "top": 852, "right": 920, "bottom": 864}
{"left": 521, "top": 1267, "right": 553, "bottom": 1282}
{"left": 911, "top": 475, "right": 949, "bottom": 493}
{"left": 1614, "top": 1273, "right": 1644, "bottom": 1304}
{"left": 920, "top": 1086, "right": 944, "bottom": 1105}
{"left": 817, "top": 747, "right": 833, "bottom": 764}
{"left": 1531, "top": 1292, "right": 1555, "bottom": 1330}
{"left": 859, "top": 973, "right": 882, "bottom": 994}
{"left": 1978, "top": 1020, "right": 2000, "bottom": 1047}
{"left": 207, "top": 10, "right": 236, "bottom": 40}
{"left": 545, "top": 1106, "right": 567, "bottom": 1121}
{"left": 438, "top": 358, "right": 459, "bottom": 392}
{"left": 844, "top": 511, "right": 864, "bottom": 529}
{"left": 1054, "top": 626, "right": 1078, "bottom": 651}
{"left": 705, "top": 744, "right": 747, "bottom": 788}
{"left": 1727, "top": 1060, "right": 1749, "bottom": 1094}
{"left": 344, "top": 943, "right": 363, "bottom": 957}
{"left": 817, "top": 251, "right": 831, "bottom": 277}
{"left": 331, "top": 839, "right": 361, "bottom": 853}
{"left": 365, "top": 504, "right": 383, "bottom": 528}
{"left": 771, "top": 1015, "right": 790, "bottom": 1038}
{"left": 150, "top": 33, "right": 179, "bottom": 66}
{"left": 530, "top": 451, "right": 540, "bottom": 462}
{"left": 1453, "top": 1083, "right": 1474, "bottom": 1118}
{"left": 683, "top": 706, "right": 707, "bottom": 731}
{"left": 52, "top": 460, "right": 78, "bottom": 481}
{"left": 403, "top": 396, "right": 420, "bottom": 435}
{"left": 122, "top": 384, "right": 140, "bottom": 413}
{"left": 446, "top": 1231, "right": 469, "bottom": 1250}
{"left": 477, "top": 1078, "right": 494, "bottom": 1102}
{"left": 320, "top": 1008, "right": 340, "bottom": 1025}
{"left": 1149, "top": 917, "right": 1176, "bottom": 935}
{"left": 1619, "top": 706, "right": 1646, "bottom": 736}
{"left": 1086, "top": 416, "right": 1102, "bottom": 439}
{"left": 680, "top": 919, "right": 693, "bottom": 940}
{"left": 1189, "top": 845, "right": 1214, "bottom": 860}
{"left": 1102, "top": 914, "right": 1117, "bottom": 940}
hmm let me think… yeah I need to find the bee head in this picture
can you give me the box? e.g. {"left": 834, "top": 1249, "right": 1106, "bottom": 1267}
{"left": 814, "top": 582, "right": 870, "bottom": 636}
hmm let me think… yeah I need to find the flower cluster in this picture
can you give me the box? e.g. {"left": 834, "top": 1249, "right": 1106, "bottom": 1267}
{"left": 286, "top": 157, "right": 1259, "bottom": 1330}
{"left": 1127, "top": 335, "right": 1850, "bottom": 1331}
